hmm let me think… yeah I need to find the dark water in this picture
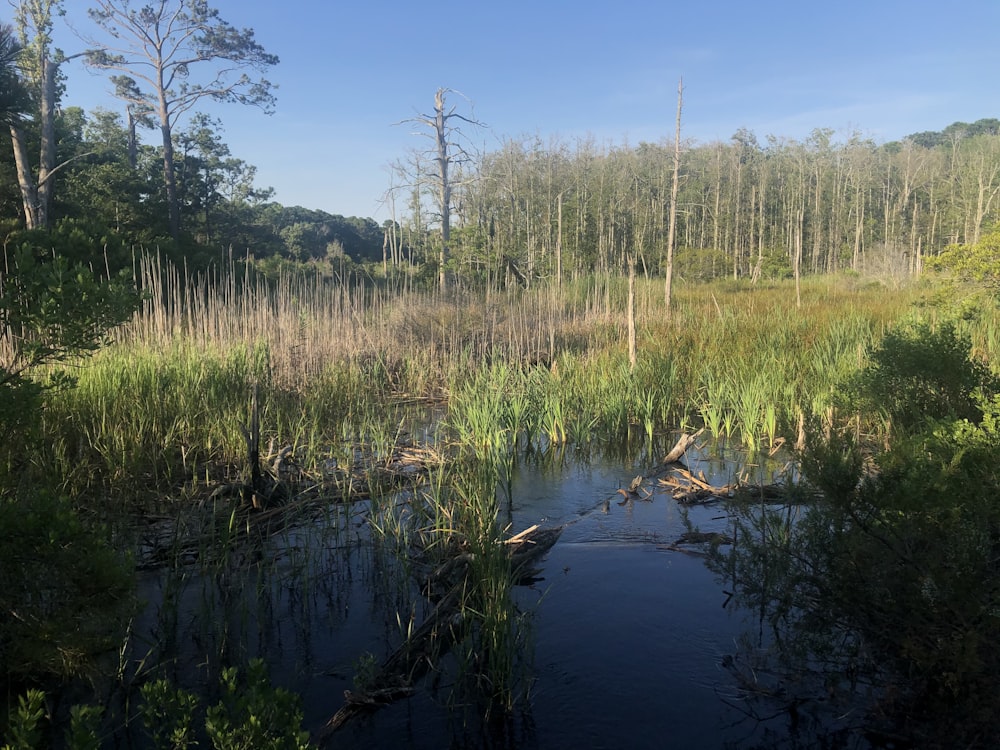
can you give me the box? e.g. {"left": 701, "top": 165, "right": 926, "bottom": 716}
{"left": 130, "top": 441, "right": 805, "bottom": 749}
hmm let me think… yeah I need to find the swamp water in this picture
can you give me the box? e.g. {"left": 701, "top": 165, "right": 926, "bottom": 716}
{"left": 125, "top": 439, "right": 851, "bottom": 749}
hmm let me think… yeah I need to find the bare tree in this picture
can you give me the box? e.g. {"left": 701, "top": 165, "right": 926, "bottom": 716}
{"left": 401, "top": 88, "right": 485, "bottom": 292}
{"left": 84, "top": 0, "right": 278, "bottom": 240}
{"left": 664, "top": 77, "right": 682, "bottom": 317}
{"left": 8, "top": 0, "right": 92, "bottom": 230}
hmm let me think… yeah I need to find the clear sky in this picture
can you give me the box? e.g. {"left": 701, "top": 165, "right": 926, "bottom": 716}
{"left": 50, "top": 0, "right": 1000, "bottom": 221}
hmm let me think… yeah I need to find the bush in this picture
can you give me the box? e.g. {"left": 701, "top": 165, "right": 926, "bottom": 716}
{"left": 0, "top": 247, "right": 140, "bottom": 683}
{"left": 141, "top": 660, "right": 312, "bottom": 750}
{"left": 925, "top": 226, "right": 1000, "bottom": 283}
{"left": 0, "top": 493, "right": 136, "bottom": 679}
{"left": 841, "top": 318, "right": 998, "bottom": 434}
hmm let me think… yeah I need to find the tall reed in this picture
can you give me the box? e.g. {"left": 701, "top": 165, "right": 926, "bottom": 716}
{"left": 41, "top": 254, "right": 948, "bottom": 501}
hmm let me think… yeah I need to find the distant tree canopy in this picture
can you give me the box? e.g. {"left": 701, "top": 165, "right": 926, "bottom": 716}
{"left": 903, "top": 118, "right": 1000, "bottom": 149}
{"left": 261, "top": 205, "right": 385, "bottom": 264}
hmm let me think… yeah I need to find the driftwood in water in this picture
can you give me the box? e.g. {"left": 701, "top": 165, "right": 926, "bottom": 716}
{"left": 659, "top": 466, "right": 736, "bottom": 505}
{"left": 319, "top": 587, "right": 463, "bottom": 738}
{"left": 659, "top": 465, "right": 796, "bottom": 506}
{"left": 658, "top": 530, "right": 735, "bottom": 557}
{"left": 319, "top": 524, "right": 562, "bottom": 739}
{"left": 663, "top": 429, "right": 702, "bottom": 464}
{"left": 506, "top": 524, "right": 564, "bottom": 582}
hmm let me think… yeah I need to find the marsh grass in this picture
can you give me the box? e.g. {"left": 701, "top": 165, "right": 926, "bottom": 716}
{"left": 38, "top": 256, "right": 936, "bottom": 508}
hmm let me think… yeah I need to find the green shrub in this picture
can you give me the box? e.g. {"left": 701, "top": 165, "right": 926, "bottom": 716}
{"left": 841, "top": 318, "right": 998, "bottom": 433}
{"left": 925, "top": 226, "right": 1000, "bottom": 283}
{"left": 205, "top": 660, "right": 311, "bottom": 750}
{"left": 719, "top": 319, "right": 1000, "bottom": 745}
{"left": 0, "top": 492, "right": 136, "bottom": 680}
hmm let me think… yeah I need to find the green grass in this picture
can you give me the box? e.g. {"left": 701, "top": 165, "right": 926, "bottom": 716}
{"left": 36, "top": 261, "right": 959, "bottom": 504}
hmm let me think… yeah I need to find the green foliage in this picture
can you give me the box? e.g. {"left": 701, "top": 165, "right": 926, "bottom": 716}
{"left": 720, "top": 318, "right": 1000, "bottom": 745}
{"left": 204, "top": 660, "right": 311, "bottom": 750}
{"left": 140, "top": 678, "right": 200, "bottom": 750}
{"left": 0, "top": 246, "right": 139, "bottom": 478}
{"left": 0, "top": 492, "right": 136, "bottom": 679}
{"left": 672, "top": 245, "right": 728, "bottom": 282}
{"left": 840, "top": 318, "right": 997, "bottom": 433}
{"left": 0, "top": 246, "right": 139, "bottom": 682}
{"left": 925, "top": 226, "right": 1000, "bottom": 282}
{"left": 65, "top": 704, "right": 102, "bottom": 750}
{"left": 0, "top": 246, "right": 139, "bottom": 376}
{"left": 2, "top": 663, "right": 309, "bottom": 750}
{"left": 755, "top": 247, "right": 794, "bottom": 280}
{"left": 1, "top": 690, "right": 45, "bottom": 750}
{"left": 139, "top": 661, "right": 312, "bottom": 750}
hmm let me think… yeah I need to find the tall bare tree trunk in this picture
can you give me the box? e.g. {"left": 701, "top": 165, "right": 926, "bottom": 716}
{"left": 9, "top": 50, "right": 58, "bottom": 230}
{"left": 434, "top": 89, "right": 450, "bottom": 293}
{"left": 794, "top": 208, "right": 803, "bottom": 309}
{"left": 10, "top": 124, "right": 39, "bottom": 228}
{"left": 35, "top": 54, "right": 54, "bottom": 228}
{"left": 664, "top": 77, "right": 682, "bottom": 320}
{"left": 556, "top": 190, "right": 563, "bottom": 287}
{"left": 627, "top": 254, "right": 636, "bottom": 370}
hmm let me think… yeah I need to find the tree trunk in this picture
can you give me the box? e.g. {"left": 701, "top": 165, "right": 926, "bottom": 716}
{"left": 435, "top": 90, "right": 450, "bottom": 293}
{"left": 10, "top": 124, "right": 39, "bottom": 229}
{"left": 664, "top": 78, "right": 682, "bottom": 319}
{"left": 161, "top": 120, "right": 181, "bottom": 240}
{"left": 627, "top": 254, "right": 636, "bottom": 370}
{"left": 127, "top": 106, "right": 139, "bottom": 170}
{"left": 556, "top": 190, "right": 563, "bottom": 287}
{"left": 35, "top": 55, "right": 55, "bottom": 228}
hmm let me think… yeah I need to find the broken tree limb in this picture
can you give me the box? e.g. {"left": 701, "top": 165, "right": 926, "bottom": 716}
{"left": 663, "top": 429, "right": 703, "bottom": 464}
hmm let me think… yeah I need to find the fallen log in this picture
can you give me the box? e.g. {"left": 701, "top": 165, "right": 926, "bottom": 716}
{"left": 319, "top": 587, "right": 464, "bottom": 737}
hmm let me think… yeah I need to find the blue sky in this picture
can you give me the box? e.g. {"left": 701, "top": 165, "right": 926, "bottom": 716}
{"left": 50, "top": 0, "right": 1000, "bottom": 221}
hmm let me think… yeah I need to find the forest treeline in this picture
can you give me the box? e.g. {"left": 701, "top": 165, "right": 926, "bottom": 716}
{"left": 6, "top": 101, "right": 999, "bottom": 284}
{"left": 0, "top": 104, "right": 387, "bottom": 268}
{"left": 1, "top": 2, "right": 997, "bottom": 284}
{"left": 423, "top": 118, "right": 1000, "bottom": 286}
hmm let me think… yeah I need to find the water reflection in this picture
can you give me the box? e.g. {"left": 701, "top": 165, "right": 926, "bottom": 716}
{"left": 125, "top": 436, "right": 823, "bottom": 749}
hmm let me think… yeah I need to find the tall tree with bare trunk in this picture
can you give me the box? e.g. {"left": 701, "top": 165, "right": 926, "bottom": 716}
{"left": 8, "top": 1, "right": 90, "bottom": 230}
{"left": 401, "top": 88, "right": 485, "bottom": 292}
{"left": 84, "top": 0, "right": 278, "bottom": 241}
{"left": 664, "top": 77, "right": 683, "bottom": 318}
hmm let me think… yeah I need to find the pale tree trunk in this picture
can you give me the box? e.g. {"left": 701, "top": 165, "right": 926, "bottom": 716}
{"left": 794, "top": 208, "right": 803, "bottom": 309}
{"left": 434, "top": 90, "right": 450, "bottom": 293}
{"left": 627, "top": 254, "right": 636, "bottom": 370}
{"left": 664, "top": 77, "right": 682, "bottom": 319}
{"left": 9, "top": 51, "right": 58, "bottom": 230}
{"left": 556, "top": 190, "right": 563, "bottom": 287}
{"left": 35, "top": 54, "right": 55, "bottom": 228}
{"left": 10, "top": 124, "right": 39, "bottom": 228}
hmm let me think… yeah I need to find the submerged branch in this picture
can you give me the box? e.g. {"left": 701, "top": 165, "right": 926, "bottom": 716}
{"left": 318, "top": 523, "right": 561, "bottom": 739}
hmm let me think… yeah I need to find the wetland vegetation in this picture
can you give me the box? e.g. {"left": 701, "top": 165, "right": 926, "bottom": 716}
{"left": 3, "top": 4, "right": 1000, "bottom": 747}
{"left": 3, "top": 244, "right": 999, "bottom": 748}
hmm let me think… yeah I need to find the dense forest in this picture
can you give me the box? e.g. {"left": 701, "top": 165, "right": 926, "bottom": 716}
{"left": 11, "top": 102, "right": 1000, "bottom": 284}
